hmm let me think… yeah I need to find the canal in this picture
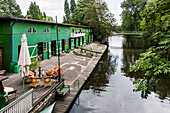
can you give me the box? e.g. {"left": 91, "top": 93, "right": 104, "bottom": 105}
{"left": 69, "top": 36, "right": 170, "bottom": 113}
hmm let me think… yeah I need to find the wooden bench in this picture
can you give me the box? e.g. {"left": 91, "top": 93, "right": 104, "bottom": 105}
{"left": 56, "top": 81, "right": 70, "bottom": 99}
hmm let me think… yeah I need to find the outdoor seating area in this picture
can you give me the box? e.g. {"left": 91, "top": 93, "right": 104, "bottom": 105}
{"left": 24, "top": 66, "right": 63, "bottom": 88}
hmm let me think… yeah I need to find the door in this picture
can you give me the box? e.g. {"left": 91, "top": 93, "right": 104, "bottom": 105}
{"left": 0, "top": 48, "right": 3, "bottom": 70}
{"left": 51, "top": 41, "right": 56, "bottom": 56}
{"left": 62, "top": 39, "right": 65, "bottom": 53}
{"left": 69, "top": 38, "right": 71, "bottom": 50}
{"left": 38, "top": 43, "right": 43, "bottom": 60}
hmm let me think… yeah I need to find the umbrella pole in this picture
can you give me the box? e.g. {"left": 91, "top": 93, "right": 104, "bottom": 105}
{"left": 23, "top": 77, "right": 24, "bottom": 92}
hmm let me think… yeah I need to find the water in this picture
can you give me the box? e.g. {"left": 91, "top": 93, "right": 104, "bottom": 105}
{"left": 69, "top": 36, "right": 170, "bottom": 113}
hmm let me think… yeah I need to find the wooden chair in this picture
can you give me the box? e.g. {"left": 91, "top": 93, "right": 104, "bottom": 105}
{"left": 43, "top": 77, "right": 52, "bottom": 87}
{"left": 26, "top": 71, "right": 35, "bottom": 83}
{"left": 30, "top": 77, "right": 42, "bottom": 88}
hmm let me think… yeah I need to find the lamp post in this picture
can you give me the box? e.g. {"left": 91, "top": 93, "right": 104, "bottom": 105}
{"left": 56, "top": 16, "right": 60, "bottom": 82}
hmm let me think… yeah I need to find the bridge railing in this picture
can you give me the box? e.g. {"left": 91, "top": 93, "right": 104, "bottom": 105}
{"left": 115, "top": 31, "right": 143, "bottom": 34}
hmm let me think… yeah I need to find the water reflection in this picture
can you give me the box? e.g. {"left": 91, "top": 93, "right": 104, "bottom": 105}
{"left": 84, "top": 49, "right": 117, "bottom": 95}
{"left": 121, "top": 42, "right": 170, "bottom": 100}
{"left": 69, "top": 36, "right": 170, "bottom": 113}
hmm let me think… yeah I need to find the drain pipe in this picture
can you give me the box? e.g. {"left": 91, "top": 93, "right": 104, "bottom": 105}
{"left": 11, "top": 19, "right": 18, "bottom": 64}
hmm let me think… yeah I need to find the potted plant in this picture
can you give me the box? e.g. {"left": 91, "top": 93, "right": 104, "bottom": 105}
{"left": 29, "top": 58, "right": 41, "bottom": 75}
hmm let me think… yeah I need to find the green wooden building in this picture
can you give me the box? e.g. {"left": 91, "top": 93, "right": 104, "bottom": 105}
{"left": 0, "top": 16, "right": 93, "bottom": 72}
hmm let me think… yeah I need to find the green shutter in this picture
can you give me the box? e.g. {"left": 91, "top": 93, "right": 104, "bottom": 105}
{"left": 71, "top": 39, "right": 74, "bottom": 50}
{"left": 89, "top": 36, "right": 90, "bottom": 43}
{"left": 84, "top": 36, "right": 86, "bottom": 46}
{"left": 56, "top": 41, "right": 62, "bottom": 56}
{"left": 80, "top": 37, "right": 82, "bottom": 47}
{"left": 60, "top": 41, "right": 62, "bottom": 54}
{"left": 76, "top": 38, "right": 79, "bottom": 47}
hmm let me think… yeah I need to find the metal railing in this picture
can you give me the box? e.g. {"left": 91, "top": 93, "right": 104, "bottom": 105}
{"left": 0, "top": 89, "right": 34, "bottom": 113}
{"left": 113, "top": 31, "right": 143, "bottom": 36}
{"left": 70, "top": 33, "right": 85, "bottom": 38}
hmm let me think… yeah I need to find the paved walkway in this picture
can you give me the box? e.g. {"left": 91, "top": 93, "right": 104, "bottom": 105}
{"left": 2, "top": 42, "right": 107, "bottom": 105}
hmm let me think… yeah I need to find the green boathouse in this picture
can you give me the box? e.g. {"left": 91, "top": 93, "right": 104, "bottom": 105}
{"left": 0, "top": 16, "right": 93, "bottom": 72}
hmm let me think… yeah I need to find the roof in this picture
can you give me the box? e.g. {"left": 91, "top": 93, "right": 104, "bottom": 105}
{"left": 0, "top": 16, "right": 92, "bottom": 28}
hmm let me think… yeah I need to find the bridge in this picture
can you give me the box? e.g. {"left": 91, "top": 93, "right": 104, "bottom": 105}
{"left": 113, "top": 31, "right": 142, "bottom": 36}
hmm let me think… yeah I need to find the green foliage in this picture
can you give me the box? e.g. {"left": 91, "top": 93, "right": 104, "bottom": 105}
{"left": 70, "top": 0, "right": 76, "bottom": 14}
{"left": 0, "top": 0, "right": 23, "bottom": 17}
{"left": 83, "top": 0, "right": 116, "bottom": 41}
{"left": 63, "top": 0, "right": 70, "bottom": 23}
{"left": 131, "top": 0, "right": 170, "bottom": 98}
{"left": 27, "top": 2, "right": 43, "bottom": 20}
{"left": 70, "top": 6, "right": 80, "bottom": 24}
{"left": 69, "top": 0, "right": 115, "bottom": 41}
{"left": 29, "top": 58, "right": 41, "bottom": 72}
{"left": 42, "top": 16, "right": 54, "bottom": 22}
{"left": 70, "top": 0, "right": 92, "bottom": 25}
{"left": 121, "top": 0, "right": 147, "bottom": 32}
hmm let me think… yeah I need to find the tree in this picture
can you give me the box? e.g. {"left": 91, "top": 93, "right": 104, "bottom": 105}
{"left": 42, "top": 16, "right": 54, "bottom": 22}
{"left": 121, "top": 0, "right": 147, "bottom": 32}
{"left": 43, "top": 12, "right": 46, "bottom": 18}
{"left": 63, "top": 0, "right": 70, "bottom": 23}
{"left": 0, "top": 0, "right": 23, "bottom": 18}
{"left": 130, "top": 0, "right": 170, "bottom": 98}
{"left": 70, "top": 6, "right": 80, "bottom": 24}
{"left": 70, "top": 0, "right": 92, "bottom": 25}
{"left": 27, "top": 2, "right": 43, "bottom": 20}
{"left": 83, "top": 0, "right": 116, "bottom": 41}
{"left": 70, "top": 0, "right": 76, "bottom": 14}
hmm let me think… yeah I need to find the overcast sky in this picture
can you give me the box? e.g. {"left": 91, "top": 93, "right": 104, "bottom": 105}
{"left": 16, "top": 0, "right": 123, "bottom": 25}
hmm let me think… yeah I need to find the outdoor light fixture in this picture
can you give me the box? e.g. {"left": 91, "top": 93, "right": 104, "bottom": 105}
{"left": 56, "top": 16, "right": 61, "bottom": 82}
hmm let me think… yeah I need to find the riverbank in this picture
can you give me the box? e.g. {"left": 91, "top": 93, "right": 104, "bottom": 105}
{"left": 2, "top": 42, "right": 107, "bottom": 113}
{"left": 53, "top": 43, "right": 107, "bottom": 113}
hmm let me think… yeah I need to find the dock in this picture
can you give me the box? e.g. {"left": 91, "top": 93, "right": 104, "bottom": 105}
{"left": 1, "top": 42, "right": 107, "bottom": 113}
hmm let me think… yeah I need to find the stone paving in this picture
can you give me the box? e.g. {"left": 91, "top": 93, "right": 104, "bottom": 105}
{"left": 2, "top": 42, "right": 107, "bottom": 105}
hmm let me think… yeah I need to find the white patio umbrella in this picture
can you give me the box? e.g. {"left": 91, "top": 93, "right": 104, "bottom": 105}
{"left": 18, "top": 33, "right": 31, "bottom": 91}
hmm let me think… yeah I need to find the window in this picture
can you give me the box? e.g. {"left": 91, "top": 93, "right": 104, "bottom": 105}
{"left": 65, "top": 29, "right": 68, "bottom": 33}
{"left": 33, "top": 28, "right": 37, "bottom": 33}
{"left": 28, "top": 27, "right": 37, "bottom": 33}
{"left": 44, "top": 28, "right": 50, "bottom": 32}
{"left": 28, "top": 27, "right": 32, "bottom": 33}
{"left": 71, "top": 29, "right": 74, "bottom": 33}
{"left": 57, "top": 29, "right": 61, "bottom": 33}
{"left": 82, "top": 30, "right": 85, "bottom": 33}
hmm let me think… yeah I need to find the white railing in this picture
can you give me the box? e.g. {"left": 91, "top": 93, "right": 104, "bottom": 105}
{"left": 0, "top": 89, "right": 33, "bottom": 113}
{"left": 70, "top": 33, "right": 85, "bottom": 38}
